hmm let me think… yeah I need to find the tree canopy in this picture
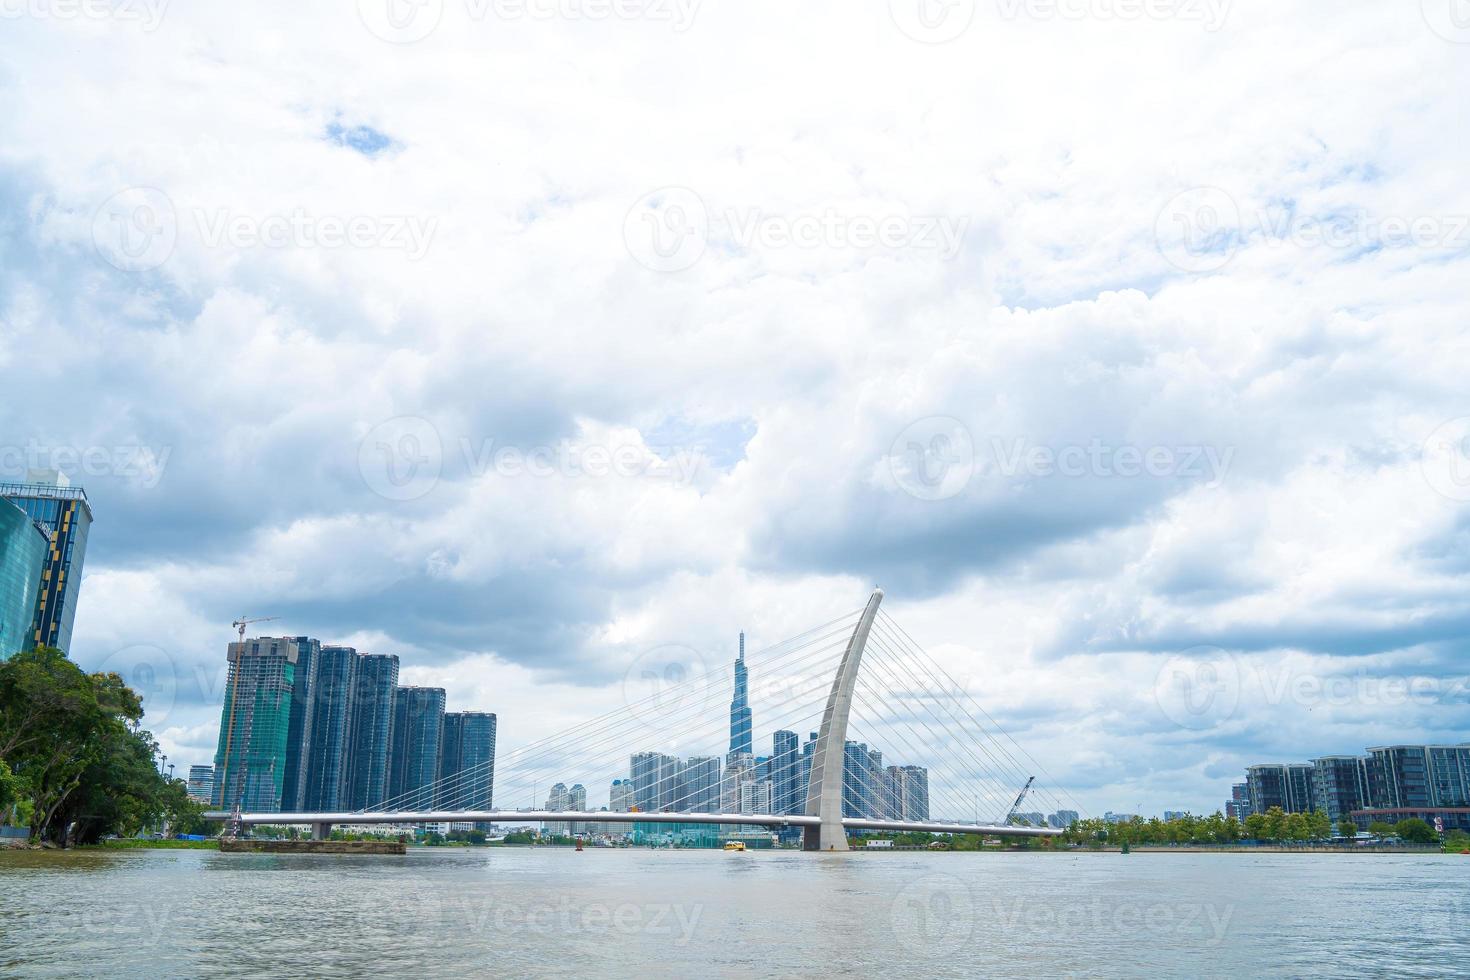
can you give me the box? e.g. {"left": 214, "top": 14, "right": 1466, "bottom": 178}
{"left": 0, "top": 646, "right": 209, "bottom": 845}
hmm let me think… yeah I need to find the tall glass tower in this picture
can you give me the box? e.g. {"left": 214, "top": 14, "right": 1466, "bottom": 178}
{"left": 0, "top": 498, "right": 48, "bottom": 660}
{"left": 1, "top": 475, "right": 93, "bottom": 654}
{"left": 728, "top": 631, "right": 752, "bottom": 758}
{"left": 212, "top": 637, "right": 301, "bottom": 811}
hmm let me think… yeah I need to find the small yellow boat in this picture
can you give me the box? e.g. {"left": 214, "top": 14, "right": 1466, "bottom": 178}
{"left": 723, "top": 840, "right": 746, "bottom": 852}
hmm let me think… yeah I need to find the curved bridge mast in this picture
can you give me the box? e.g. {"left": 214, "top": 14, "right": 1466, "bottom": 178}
{"left": 803, "top": 587, "right": 883, "bottom": 851}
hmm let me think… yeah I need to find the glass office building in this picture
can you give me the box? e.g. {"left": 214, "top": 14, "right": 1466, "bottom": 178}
{"left": 387, "top": 686, "right": 446, "bottom": 806}
{"left": 346, "top": 654, "right": 399, "bottom": 810}
{"left": 0, "top": 498, "right": 48, "bottom": 660}
{"left": 212, "top": 638, "right": 301, "bottom": 811}
{"left": 1, "top": 478, "right": 92, "bottom": 653}
{"left": 305, "top": 646, "right": 360, "bottom": 811}
{"left": 438, "top": 710, "right": 497, "bottom": 811}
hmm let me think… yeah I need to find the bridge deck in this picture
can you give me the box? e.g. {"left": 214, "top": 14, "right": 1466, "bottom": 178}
{"left": 203, "top": 809, "right": 1060, "bottom": 837}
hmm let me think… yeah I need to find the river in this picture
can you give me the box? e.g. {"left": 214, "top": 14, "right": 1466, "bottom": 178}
{"left": 1, "top": 848, "right": 1465, "bottom": 977}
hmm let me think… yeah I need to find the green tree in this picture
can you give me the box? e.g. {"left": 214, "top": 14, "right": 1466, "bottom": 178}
{"left": 1393, "top": 818, "right": 1438, "bottom": 844}
{"left": 1368, "top": 821, "right": 1397, "bottom": 838}
{"left": 1337, "top": 818, "right": 1359, "bottom": 840}
{"left": 0, "top": 647, "right": 185, "bottom": 846}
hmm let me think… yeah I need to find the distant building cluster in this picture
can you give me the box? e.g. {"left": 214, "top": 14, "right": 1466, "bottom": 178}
{"left": 540, "top": 632, "right": 931, "bottom": 845}
{"left": 0, "top": 473, "right": 93, "bottom": 659}
{"left": 1234, "top": 743, "right": 1470, "bottom": 833}
{"left": 210, "top": 636, "right": 496, "bottom": 816}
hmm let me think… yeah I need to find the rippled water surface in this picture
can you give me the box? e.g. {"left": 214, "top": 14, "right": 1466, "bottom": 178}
{"left": 1, "top": 848, "right": 1466, "bottom": 977}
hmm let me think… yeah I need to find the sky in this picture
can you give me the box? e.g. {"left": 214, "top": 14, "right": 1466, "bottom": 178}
{"left": 1, "top": 0, "right": 1468, "bottom": 818}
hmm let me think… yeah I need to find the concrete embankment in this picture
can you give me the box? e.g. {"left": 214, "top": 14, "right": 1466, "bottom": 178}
{"left": 219, "top": 839, "right": 406, "bottom": 855}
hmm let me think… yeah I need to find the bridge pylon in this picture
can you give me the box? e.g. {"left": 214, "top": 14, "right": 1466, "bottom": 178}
{"left": 803, "top": 587, "right": 883, "bottom": 851}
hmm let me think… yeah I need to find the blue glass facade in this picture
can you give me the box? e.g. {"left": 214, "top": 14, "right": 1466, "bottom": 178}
{"left": 305, "top": 646, "right": 359, "bottom": 811}
{"left": 346, "top": 654, "right": 399, "bottom": 810}
{"left": 1, "top": 481, "right": 92, "bottom": 653}
{"left": 0, "top": 499, "right": 48, "bottom": 660}
{"left": 438, "top": 710, "right": 497, "bottom": 810}
{"left": 280, "top": 637, "right": 321, "bottom": 812}
{"left": 387, "top": 686, "right": 446, "bottom": 806}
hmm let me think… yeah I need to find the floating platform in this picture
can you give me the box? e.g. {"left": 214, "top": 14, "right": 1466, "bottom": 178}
{"left": 219, "top": 839, "right": 406, "bottom": 855}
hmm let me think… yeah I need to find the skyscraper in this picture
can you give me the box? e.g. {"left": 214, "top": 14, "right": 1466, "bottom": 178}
{"left": 212, "top": 637, "right": 302, "bottom": 811}
{"left": 728, "top": 631, "right": 752, "bottom": 759}
{"left": 679, "top": 756, "right": 722, "bottom": 812}
{"left": 631, "top": 751, "right": 680, "bottom": 812}
{"left": 1, "top": 474, "right": 93, "bottom": 653}
{"left": 388, "top": 686, "right": 446, "bottom": 806}
{"left": 304, "top": 645, "right": 359, "bottom": 811}
{"left": 438, "top": 711, "right": 497, "bottom": 810}
{"left": 346, "top": 653, "right": 399, "bottom": 810}
{"left": 0, "top": 497, "right": 48, "bottom": 660}
{"left": 279, "top": 636, "right": 321, "bottom": 812}
{"left": 771, "top": 730, "right": 800, "bottom": 815}
{"left": 186, "top": 765, "right": 214, "bottom": 804}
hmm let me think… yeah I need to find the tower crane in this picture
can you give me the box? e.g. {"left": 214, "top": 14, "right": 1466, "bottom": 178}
{"left": 1000, "top": 776, "right": 1036, "bottom": 826}
{"left": 231, "top": 615, "right": 279, "bottom": 643}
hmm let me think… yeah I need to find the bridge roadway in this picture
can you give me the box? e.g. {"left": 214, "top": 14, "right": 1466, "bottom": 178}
{"left": 203, "top": 809, "right": 1062, "bottom": 838}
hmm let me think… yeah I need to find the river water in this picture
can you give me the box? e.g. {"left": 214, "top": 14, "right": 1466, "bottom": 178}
{"left": 0, "top": 848, "right": 1465, "bottom": 977}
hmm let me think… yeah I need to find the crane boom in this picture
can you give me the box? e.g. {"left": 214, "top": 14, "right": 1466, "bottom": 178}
{"left": 1000, "top": 776, "right": 1036, "bottom": 825}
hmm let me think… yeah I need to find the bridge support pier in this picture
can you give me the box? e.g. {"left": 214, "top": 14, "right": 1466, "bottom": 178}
{"left": 803, "top": 588, "right": 883, "bottom": 852}
{"left": 312, "top": 822, "right": 333, "bottom": 841}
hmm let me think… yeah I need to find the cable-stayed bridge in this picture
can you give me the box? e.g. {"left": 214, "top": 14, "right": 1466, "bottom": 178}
{"left": 207, "top": 590, "right": 1079, "bottom": 850}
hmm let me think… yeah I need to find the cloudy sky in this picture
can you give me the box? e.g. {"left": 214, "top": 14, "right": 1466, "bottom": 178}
{"left": 2, "top": 0, "right": 1468, "bottom": 817}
